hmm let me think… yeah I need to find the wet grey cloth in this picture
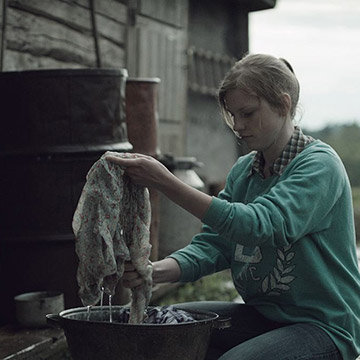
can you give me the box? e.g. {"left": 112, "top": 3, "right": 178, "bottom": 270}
{"left": 109, "top": 306, "right": 195, "bottom": 324}
{"left": 145, "top": 306, "right": 195, "bottom": 324}
{"left": 72, "top": 152, "right": 153, "bottom": 324}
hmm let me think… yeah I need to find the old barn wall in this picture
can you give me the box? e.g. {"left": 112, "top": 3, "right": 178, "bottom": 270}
{"left": 126, "top": 0, "right": 188, "bottom": 155}
{"left": 0, "top": 0, "right": 188, "bottom": 156}
{"left": 0, "top": 0, "right": 189, "bottom": 324}
{"left": 185, "top": 0, "right": 249, "bottom": 189}
{"left": 0, "top": 0, "right": 276, "bottom": 325}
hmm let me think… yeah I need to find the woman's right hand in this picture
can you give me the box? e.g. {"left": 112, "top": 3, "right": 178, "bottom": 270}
{"left": 122, "top": 262, "right": 144, "bottom": 288}
{"left": 122, "top": 258, "right": 181, "bottom": 288}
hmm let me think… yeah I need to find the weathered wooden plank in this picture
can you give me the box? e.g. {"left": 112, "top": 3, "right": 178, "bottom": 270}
{"left": 140, "top": 0, "right": 187, "bottom": 28}
{"left": 60, "top": 0, "right": 89, "bottom": 8}
{"left": 6, "top": 8, "right": 97, "bottom": 67}
{"left": 96, "top": 12, "right": 126, "bottom": 46}
{"left": 0, "top": 0, "right": 3, "bottom": 31}
{"left": 0, "top": 325, "right": 68, "bottom": 360}
{"left": 3, "top": 49, "right": 87, "bottom": 70}
{"left": 95, "top": 0, "right": 127, "bottom": 24}
{"left": 8, "top": 0, "right": 93, "bottom": 33}
{"left": 0, "top": 0, "right": 3, "bottom": 69}
{"left": 237, "top": 0, "right": 276, "bottom": 11}
{"left": 136, "top": 16, "right": 187, "bottom": 124}
{"left": 129, "top": 14, "right": 187, "bottom": 155}
{"left": 98, "top": 37, "right": 125, "bottom": 68}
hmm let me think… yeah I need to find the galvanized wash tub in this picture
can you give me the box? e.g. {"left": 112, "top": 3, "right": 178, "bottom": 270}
{"left": 47, "top": 306, "right": 230, "bottom": 360}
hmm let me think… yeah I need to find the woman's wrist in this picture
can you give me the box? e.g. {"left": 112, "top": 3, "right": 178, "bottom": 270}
{"left": 152, "top": 258, "right": 181, "bottom": 284}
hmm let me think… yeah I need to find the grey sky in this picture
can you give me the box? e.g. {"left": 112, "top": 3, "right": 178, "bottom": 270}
{"left": 249, "top": 0, "right": 360, "bottom": 130}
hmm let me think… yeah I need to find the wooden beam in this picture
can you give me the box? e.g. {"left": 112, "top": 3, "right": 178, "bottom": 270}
{"left": 0, "top": 0, "right": 7, "bottom": 71}
{"left": 89, "top": 0, "right": 102, "bottom": 67}
{"left": 233, "top": 0, "right": 276, "bottom": 12}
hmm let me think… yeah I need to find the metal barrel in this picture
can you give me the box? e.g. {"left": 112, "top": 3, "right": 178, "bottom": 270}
{"left": 125, "top": 77, "right": 161, "bottom": 157}
{"left": 125, "top": 77, "right": 161, "bottom": 262}
{"left": 0, "top": 68, "right": 131, "bottom": 324}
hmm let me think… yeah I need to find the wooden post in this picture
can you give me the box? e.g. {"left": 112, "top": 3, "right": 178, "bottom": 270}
{"left": 0, "top": 0, "right": 7, "bottom": 71}
{"left": 89, "top": 0, "right": 102, "bottom": 68}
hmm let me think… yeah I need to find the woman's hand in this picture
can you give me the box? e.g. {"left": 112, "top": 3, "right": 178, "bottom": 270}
{"left": 122, "top": 262, "right": 144, "bottom": 288}
{"left": 121, "top": 259, "right": 182, "bottom": 288}
{"left": 106, "top": 152, "right": 212, "bottom": 221}
{"left": 105, "top": 153, "right": 174, "bottom": 192}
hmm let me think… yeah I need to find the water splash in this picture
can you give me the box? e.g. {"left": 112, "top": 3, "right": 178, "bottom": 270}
{"left": 87, "top": 305, "right": 92, "bottom": 321}
{"left": 109, "top": 294, "right": 113, "bottom": 323}
{"left": 100, "top": 287, "right": 105, "bottom": 309}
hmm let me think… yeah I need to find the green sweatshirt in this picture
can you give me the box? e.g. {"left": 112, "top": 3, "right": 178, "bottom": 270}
{"left": 171, "top": 140, "right": 360, "bottom": 360}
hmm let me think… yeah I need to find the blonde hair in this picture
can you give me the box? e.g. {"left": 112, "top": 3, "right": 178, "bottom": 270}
{"left": 217, "top": 53, "right": 300, "bottom": 128}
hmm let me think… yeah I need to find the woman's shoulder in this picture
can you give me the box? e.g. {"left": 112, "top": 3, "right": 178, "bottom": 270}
{"left": 288, "top": 139, "right": 347, "bottom": 178}
{"left": 233, "top": 151, "right": 256, "bottom": 169}
{"left": 223, "top": 152, "right": 256, "bottom": 183}
{"left": 299, "top": 139, "right": 342, "bottom": 162}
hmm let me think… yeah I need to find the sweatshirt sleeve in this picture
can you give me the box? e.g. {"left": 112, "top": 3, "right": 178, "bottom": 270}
{"left": 202, "top": 147, "right": 349, "bottom": 248}
{"left": 169, "top": 170, "right": 236, "bottom": 283}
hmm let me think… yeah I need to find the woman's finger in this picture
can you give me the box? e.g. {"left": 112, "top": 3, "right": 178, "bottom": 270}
{"left": 124, "top": 262, "right": 136, "bottom": 271}
{"left": 122, "top": 277, "right": 143, "bottom": 288}
{"left": 123, "top": 270, "right": 139, "bottom": 281}
{"left": 122, "top": 271, "right": 143, "bottom": 288}
{"left": 105, "top": 155, "right": 140, "bottom": 167}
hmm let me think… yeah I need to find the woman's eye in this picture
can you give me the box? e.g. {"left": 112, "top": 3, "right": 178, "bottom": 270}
{"left": 242, "top": 111, "right": 253, "bottom": 118}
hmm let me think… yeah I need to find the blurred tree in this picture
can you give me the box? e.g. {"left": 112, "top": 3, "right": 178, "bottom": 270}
{"left": 306, "top": 123, "right": 360, "bottom": 187}
{"left": 306, "top": 122, "right": 360, "bottom": 245}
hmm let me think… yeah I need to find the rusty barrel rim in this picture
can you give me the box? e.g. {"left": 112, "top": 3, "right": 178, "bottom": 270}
{"left": 127, "top": 77, "right": 161, "bottom": 83}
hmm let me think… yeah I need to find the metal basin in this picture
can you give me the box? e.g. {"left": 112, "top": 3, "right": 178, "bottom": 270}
{"left": 47, "top": 306, "right": 230, "bottom": 360}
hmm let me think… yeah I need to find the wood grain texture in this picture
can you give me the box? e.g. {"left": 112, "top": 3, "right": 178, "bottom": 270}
{"left": 4, "top": 0, "right": 128, "bottom": 70}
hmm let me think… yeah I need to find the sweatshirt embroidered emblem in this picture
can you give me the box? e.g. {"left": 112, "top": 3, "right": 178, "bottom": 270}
{"left": 234, "top": 245, "right": 262, "bottom": 263}
{"left": 259, "top": 245, "right": 296, "bottom": 296}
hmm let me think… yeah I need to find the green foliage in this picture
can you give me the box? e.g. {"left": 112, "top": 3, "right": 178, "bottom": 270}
{"left": 305, "top": 123, "right": 360, "bottom": 244}
{"left": 352, "top": 187, "right": 360, "bottom": 245}
{"left": 306, "top": 123, "right": 360, "bottom": 187}
{"left": 352, "top": 187, "right": 360, "bottom": 205}
{"left": 156, "top": 270, "right": 240, "bottom": 305}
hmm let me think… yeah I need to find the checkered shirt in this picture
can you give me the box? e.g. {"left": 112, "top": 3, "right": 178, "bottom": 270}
{"left": 249, "top": 126, "right": 315, "bottom": 178}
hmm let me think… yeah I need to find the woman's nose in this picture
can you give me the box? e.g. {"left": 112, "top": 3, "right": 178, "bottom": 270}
{"left": 233, "top": 119, "right": 245, "bottom": 132}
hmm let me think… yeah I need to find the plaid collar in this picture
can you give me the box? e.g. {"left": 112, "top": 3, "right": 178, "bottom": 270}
{"left": 249, "top": 126, "right": 314, "bottom": 178}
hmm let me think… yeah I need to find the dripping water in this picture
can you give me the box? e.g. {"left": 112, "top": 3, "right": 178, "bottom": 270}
{"left": 100, "top": 287, "right": 104, "bottom": 309}
{"left": 87, "top": 305, "right": 92, "bottom": 321}
{"left": 109, "top": 294, "right": 113, "bottom": 323}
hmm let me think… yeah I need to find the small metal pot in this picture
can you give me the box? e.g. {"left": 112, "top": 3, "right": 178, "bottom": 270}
{"left": 47, "top": 306, "right": 230, "bottom": 360}
{"left": 15, "top": 290, "right": 64, "bottom": 327}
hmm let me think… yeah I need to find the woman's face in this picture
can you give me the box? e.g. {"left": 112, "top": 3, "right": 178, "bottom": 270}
{"left": 224, "top": 88, "right": 286, "bottom": 152}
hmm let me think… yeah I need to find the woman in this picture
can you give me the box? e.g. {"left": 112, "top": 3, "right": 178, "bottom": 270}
{"left": 106, "top": 53, "right": 360, "bottom": 359}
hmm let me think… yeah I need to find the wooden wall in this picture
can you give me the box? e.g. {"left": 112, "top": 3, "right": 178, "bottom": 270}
{"left": 126, "top": 0, "right": 188, "bottom": 155}
{"left": 0, "top": 0, "right": 189, "bottom": 325}
{"left": 1, "top": 0, "right": 127, "bottom": 70}
{"left": 0, "top": 0, "right": 3, "bottom": 69}
{"left": 185, "top": 0, "right": 249, "bottom": 187}
{"left": 0, "top": 0, "right": 188, "bottom": 156}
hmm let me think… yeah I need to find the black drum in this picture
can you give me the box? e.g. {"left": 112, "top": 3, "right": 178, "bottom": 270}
{"left": 0, "top": 68, "right": 131, "bottom": 324}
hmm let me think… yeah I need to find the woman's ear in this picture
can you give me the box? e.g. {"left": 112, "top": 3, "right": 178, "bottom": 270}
{"left": 281, "top": 93, "right": 292, "bottom": 117}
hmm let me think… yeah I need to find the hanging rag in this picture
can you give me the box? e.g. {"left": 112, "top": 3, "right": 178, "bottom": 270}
{"left": 72, "top": 151, "right": 153, "bottom": 324}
